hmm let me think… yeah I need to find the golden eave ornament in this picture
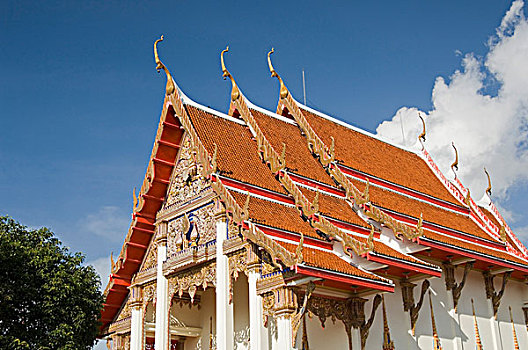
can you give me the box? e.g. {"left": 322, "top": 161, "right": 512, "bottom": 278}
{"left": 220, "top": 46, "right": 240, "bottom": 101}
{"left": 418, "top": 113, "right": 426, "bottom": 142}
{"left": 267, "top": 48, "right": 289, "bottom": 99}
{"left": 451, "top": 142, "right": 459, "bottom": 174}
{"left": 484, "top": 167, "right": 492, "bottom": 197}
{"left": 154, "top": 35, "right": 175, "bottom": 95}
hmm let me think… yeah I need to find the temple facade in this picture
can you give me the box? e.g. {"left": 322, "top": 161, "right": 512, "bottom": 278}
{"left": 99, "top": 37, "right": 528, "bottom": 349}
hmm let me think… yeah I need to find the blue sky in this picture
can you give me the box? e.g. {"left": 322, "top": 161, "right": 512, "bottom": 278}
{"left": 2, "top": 0, "right": 528, "bottom": 302}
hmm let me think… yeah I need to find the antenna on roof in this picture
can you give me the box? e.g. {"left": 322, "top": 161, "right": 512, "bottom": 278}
{"left": 302, "top": 69, "right": 306, "bottom": 105}
{"left": 399, "top": 111, "right": 406, "bottom": 146}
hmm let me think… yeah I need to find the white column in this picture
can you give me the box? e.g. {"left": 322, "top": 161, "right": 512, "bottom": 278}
{"left": 487, "top": 300, "right": 503, "bottom": 350}
{"left": 215, "top": 210, "right": 234, "bottom": 349}
{"left": 155, "top": 222, "right": 169, "bottom": 350}
{"left": 273, "top": 315, "right": 294, "bottom": 349}
{"left": 248, "top": 269, "right": 263, "bottom": 350}
{"left": 129, "top": 286, "right": 144, "bottom": 350}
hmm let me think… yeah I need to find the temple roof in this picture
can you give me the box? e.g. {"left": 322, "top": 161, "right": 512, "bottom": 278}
{"left": 100, "top": 44, "right": 528, "bottom": 333}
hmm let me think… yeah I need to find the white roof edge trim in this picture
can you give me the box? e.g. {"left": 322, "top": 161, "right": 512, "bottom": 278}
{"left": 176, "top": 84, "right": 246, "bottom": 126}
{"left": 292, "top": 97, "right": 420, "bottom": 154}
{"left": 244, "top": 98, "right": 298, "bottom": 125}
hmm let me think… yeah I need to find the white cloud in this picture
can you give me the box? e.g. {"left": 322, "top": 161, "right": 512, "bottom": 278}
{"left": 376, "top": 0, "right": 528, "bottom": 202}
{"left": 79, "top": 205, "right": 129, "bottom": 242}
{"left": 87, "top": 255, "right": 112, "bottom": 288}
{"left": 514, "top": 225, "right": 528, "bottom": 242}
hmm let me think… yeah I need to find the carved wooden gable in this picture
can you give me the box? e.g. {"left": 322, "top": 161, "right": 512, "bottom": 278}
{"left": 162, "top": 133, "right": 211, "bottom": 211}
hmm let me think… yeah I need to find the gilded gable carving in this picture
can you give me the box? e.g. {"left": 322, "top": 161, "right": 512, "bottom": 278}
{"left": 116, "top": 298, "right": 132, "bottom": 321}
{"left": 167, "top": 202, "right": 216, "bottom": 255}
{"left": 163, "top": 134, "right": 210, "bottom": 210}
{"left": 141, "top": 243, "right": 158, "bottom": 272}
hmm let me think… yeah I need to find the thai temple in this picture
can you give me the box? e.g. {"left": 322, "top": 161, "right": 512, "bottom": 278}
{"left": 99, "top": 37, "right": 528, "bottom": 349}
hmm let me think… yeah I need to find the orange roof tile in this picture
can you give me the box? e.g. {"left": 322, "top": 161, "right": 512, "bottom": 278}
{"left": 300, "top": 108, "right": 459, "bottom": 205}
{"left": 421, "top": 230, "right": 527, "bottom": 266}
{"left": 186, "top": 105, "right": 287, "bottom": 194}
{"left": 250, "top": 109, "right": 336, "bottom": 187}
{"left": 349, "top": 178, "right": 501, "bottom": 243}
{"left": 228, "top": 190, "right": 320, "bottom": 240}
{"left": 298, "top": 186, "right": 368, "bottom": 228}
{"left": 277, "top": 241, "right": 385, "bottom": 281}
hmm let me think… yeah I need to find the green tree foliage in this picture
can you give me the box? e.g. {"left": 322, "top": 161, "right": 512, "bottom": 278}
{"left": 0, "top": 216, "right": 103, "bottom": 349}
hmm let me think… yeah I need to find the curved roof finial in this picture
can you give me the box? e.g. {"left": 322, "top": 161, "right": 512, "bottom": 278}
{"left": 153, "top": 35, "right": 175, "bottom": 95}
{"left": 451, "top": 142, "right": 459, "bottom": 174}
{"left": 267, "top": 48, "right": 289, "bottom": 99}
{"left": 484, "top": 168, "right": 492, "bottom": 197}
{"left": 220, "top": 46, "right": 240, "bottom": 101}
{"left": 418, "top": 113, "right": 426, "bottom": 142}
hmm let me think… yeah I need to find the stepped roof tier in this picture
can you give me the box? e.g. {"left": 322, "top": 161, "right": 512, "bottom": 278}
{"left": 99, "top": 43, "right": 528, "bottom": 337}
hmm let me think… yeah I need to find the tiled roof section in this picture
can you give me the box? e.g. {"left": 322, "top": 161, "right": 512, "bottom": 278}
{"left": 298, "top": 186, "right": 368, "bottom": 228}
{"left": 349, "top": 178, "right": 501, "bottom": 243}
{"left": 300, "top": 108, "right": 458, "bottom": 205}
{"left": 186, "top": 105, "right": 286, "bottom": 194}
{"left": 421, "top": 230, "right": 528, "bottom": 266}
{"left": 479, "top": 206, "right": 523, "bottom": 255}
{"left": 277, "top": 241, "right": 384, "bottom": 281}
{"left": 250, "top": 109, "right": 335, "bottom": 187}
{"left": 480, "top": 206, "right": 502, "bottom": 230}
{"left": 228, "top": 190, "right": 320, "bottom": 240}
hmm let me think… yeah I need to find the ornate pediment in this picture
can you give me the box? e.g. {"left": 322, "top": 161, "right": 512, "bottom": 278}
{"left": 163, "top": 134, "right": 211, "bottom": 211}
{"left": 167, "top": 202, "right": 216, "bottom": 255}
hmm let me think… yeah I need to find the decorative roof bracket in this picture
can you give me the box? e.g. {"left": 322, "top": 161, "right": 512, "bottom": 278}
{"left": 359, "top": 294, "right": 382, "bottom": 350}
{"left": 443, "top": 261, "right": 474, "bottom": 311}
{"left": 401, "top": 278, "right": 430, "bottom": 335}
{"left": 483, "top": 270, "right": 512, "bottom": 318}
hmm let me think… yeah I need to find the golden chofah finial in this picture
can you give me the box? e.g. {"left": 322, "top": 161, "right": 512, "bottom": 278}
{"left": 220, "top": 46, "right": 240, "bottom": 101}
{"left": 418, "top": 113, "right": 426, "bottom": 142}
{"left": 267, "top": 48, "right": 289, "bottom": 99}
{"left": 153, "top": 35, "right": 175, "bottom": 95}
{"left": 451, "top": 142, "right": 459, "bottom": 174}
{"left": 484, "top": 167, "right": 492, "bottom": 197}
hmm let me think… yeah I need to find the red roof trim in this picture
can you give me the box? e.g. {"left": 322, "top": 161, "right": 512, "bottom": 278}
{"left": 257, "top": 224, "right": 333, "bottom": 249}
{"left": 367, "top": 253, "right": 442, "bottom": 277}
{"left": 418, "top": 237, "right": 528, "bottom": 273}
{"left": 369, "top": 204, "right": 505, "bottom": 250}
{"left": 338, "top": 164, "right": 468, "bottom": 214}
{"left": 100, "top": 102, "right": 184, "bottom": 332}
{"left": 295, "top": 265, "right": 394, "bottom": 292}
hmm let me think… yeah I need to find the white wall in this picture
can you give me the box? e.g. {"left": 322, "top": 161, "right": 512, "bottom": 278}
{"left": 233, "top": 274, "right": 250, "bottom": 350}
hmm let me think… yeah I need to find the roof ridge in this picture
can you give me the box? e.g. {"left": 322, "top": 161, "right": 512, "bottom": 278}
{"left": 295, "top": 98, "right": 420, "bottom": 155}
